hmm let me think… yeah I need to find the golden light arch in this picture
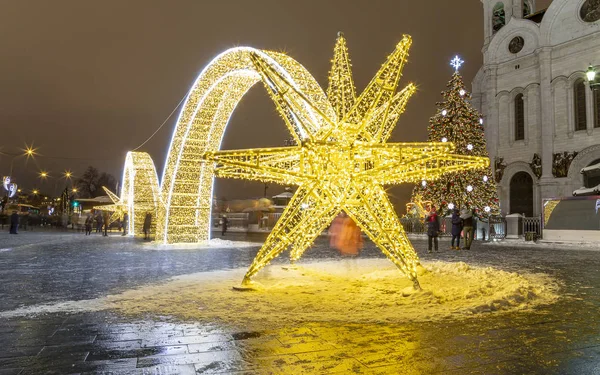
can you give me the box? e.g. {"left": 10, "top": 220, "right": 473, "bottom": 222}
{"left": 96, "top": 151, "right": 161, "bottom": 234}
{"left": 157, "top": 47, "right": 335, "bottom": 244}
{"left": 107, "top": 34, "right": 490, "bottom": 289}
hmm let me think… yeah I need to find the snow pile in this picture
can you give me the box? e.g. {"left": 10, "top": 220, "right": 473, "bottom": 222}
{"left": 141, "top": 238, "right": 261, "bottom": 250}
{"left": 103, "top": 259, "right": 559, "bottom": 329}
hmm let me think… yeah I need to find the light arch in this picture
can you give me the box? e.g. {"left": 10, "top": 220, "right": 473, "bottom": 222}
{"left": 156, "top": 47, "right": 335, "bottom": 244}
{"left": 121, "top": 151, "right": 161, "bottom": 236}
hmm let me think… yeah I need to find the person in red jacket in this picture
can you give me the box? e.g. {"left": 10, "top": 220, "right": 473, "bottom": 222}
{"left": 425, "top": 206, "right": 440, "bottom": 253}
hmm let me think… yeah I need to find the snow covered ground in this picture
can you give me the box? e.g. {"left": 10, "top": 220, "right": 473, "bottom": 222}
{"left": 1, "top": 259, "right": 559, "bottom": 330}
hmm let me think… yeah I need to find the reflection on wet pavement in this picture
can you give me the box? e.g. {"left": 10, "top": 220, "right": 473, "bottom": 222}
{"left": 1, "top": 231, "right": 600, "bottom": 374}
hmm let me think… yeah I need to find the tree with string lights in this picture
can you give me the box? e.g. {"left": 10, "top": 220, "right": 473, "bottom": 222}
{"left": 411, "top": 56, "right": 499, "bottom": 216}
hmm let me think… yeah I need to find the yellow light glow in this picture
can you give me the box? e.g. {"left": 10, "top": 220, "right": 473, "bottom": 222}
{"left": 23, "top": 143, "right": 37, "bottom": 159}
{"left": 39, "top": 171, "right": 48, "bottom": 179}
{"left": 32, "top": 189, "right": 39, "bottom": 194}
{"left": 64, "top": 170, "right": 73, "bottom": 179}
{"left": 111, "top": 34, "right": 489, "bottom": 288}
{"left": 72, "top": 188, "right": 78, "bottom": 193}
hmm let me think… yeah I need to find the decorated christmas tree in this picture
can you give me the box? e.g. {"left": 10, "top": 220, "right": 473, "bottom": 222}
{"left": 411, "top": 56, "right": 499, "bottom": 216}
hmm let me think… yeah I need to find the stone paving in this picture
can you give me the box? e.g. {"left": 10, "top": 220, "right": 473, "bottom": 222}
{"left": 1, "top": 231, "right": 600, "bottom": 374}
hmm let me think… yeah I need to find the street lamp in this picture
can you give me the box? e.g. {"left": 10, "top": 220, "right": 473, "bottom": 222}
{"left": 586, "top": 65, "right": 599, "bottom": 90}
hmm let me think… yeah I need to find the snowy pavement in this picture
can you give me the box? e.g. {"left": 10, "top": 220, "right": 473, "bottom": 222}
{"left": 0, "top": 231, "right": 600, "bottom": 374}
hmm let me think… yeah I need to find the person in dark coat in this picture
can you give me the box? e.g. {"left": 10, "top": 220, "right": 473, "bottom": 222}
{"left": 95, "top": 214, "right": 103, "bottom": 233}
{"left": 9, "top": 211, "right": 19, "bottom": 234}
{"left": 143, "top": 212, "right": 152, "bottom": 240}
{"left": 103, "top": 211, "right": 110, "bottom": 237}
{"left": 461, "top": 209, "right": 474, "bottom": 250}
{"left": 425, "top": 206, "right": 440, "bottom": 253}
{"left": 451, "top": 208, "right": 463, "bottom": 250}
{"left": 85, "top": 215, "right": 93, "bottom": 235}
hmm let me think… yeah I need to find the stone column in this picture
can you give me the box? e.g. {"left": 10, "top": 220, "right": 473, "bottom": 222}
{"left": 485, "top": 65, "right": 499, "bottom": 158}
{"left": 538, "top": 49, "right": 554, "bottom": 179}
{"left": 537, "top": 48, "right": 558, "bottom": 204}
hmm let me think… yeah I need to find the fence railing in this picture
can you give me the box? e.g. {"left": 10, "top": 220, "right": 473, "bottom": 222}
{"left": 522, "top": 215, "right": 543, "bottom": 240}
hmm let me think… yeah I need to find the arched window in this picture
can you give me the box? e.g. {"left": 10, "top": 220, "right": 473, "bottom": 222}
{"left": 514, "top": 93, "right": 525, "bottom": 141}
{"left": 523, "top": 0, "right": 532, "bottom": 17}
{"left": 574, "top": 78, "right": 587, "bottom": 131}
{"left": 594, "top": 89, "right": 600, "bottom": 128}
{"left": 492, "top": 3, "right": 506, "bottom": 33}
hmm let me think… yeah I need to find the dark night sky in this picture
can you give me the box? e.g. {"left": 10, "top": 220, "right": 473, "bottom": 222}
{"left": 0, "top": 0, "right": 489, "bottom": 209}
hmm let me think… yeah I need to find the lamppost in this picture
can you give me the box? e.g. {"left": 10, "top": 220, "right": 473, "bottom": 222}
{"left": 586, "top": 65, "right": 599, "bottom": 91}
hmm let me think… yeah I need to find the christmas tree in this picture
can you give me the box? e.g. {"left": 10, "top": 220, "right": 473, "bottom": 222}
{"left": 411, "top": 56, "right": 499, "bottom": 216}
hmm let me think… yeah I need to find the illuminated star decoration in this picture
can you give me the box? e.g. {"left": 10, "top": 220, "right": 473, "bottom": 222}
{"left": 200, "top": 34, "right": 489, "bottom": 288}
{"left": 450, "top": 55, "right": 464, "bottom": 72}
{"left": 95, "top": 186, "right": 126, "bottom": 225}
{"left": 22, "top": 143, "right": 38, "bottom": 160}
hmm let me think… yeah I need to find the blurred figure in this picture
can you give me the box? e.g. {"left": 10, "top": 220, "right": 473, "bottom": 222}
{"left": 336, "top": 216, "right": 363, "bottom": 256}
{"left": 143, "top": 212, "right": 152, "bottom": 240}
{"left": 221, "top": 215, "right": 228, "bottom": 236}
{"left": 85, "top": 215, "right": 93, "bottom": 236}
{"left": 9, "top": 211, "right": 19, "bottom": 234}
{"left": 329, "top": 213, "right": 345, "bottom": 248}
{"left": 451, "top": 208, "right": 463, "bottom": 250}
{"left": 122, "top": 212, "right": 129, "bottom": 236}
{"left": 425, "top": 205, "right": 440, "bottom": 253}
{"left": 95, "top": 214, "right": 103, "bottom": 233}
{"left": 103, "top": 211, "right": 110, "bottom": 237}
{"left": 460, "top": 208, "right": 474, "bottom": 250}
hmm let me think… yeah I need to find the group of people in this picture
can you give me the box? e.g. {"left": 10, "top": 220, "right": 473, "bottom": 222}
{"left": 83, "top": 211, "right": 153, "bottom": 240}
{"left": 425, "top": 205, "right": 475, "bottom": 253}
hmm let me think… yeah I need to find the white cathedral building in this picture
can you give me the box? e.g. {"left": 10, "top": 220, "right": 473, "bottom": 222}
{"left": 472, "top": 0, "right": 600, "bottom": 217}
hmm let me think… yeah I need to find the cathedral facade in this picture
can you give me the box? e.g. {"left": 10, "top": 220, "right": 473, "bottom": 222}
{"left": 472, "top": 0, "right": 600, "bottom": 217}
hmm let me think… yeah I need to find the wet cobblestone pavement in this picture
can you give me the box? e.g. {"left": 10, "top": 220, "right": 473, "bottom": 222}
{"left": 1, "top": 231, "right": 600, "bottom": 374}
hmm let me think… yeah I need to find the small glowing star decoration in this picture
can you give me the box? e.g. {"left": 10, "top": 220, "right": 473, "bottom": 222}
{"left": 107, "top": 34, "right": 489, "bottom": 287}
{"left": 484, "top": 206, "right": 491, "bottom": 212}
{"left": 466, "top": 185, "right": 473, "bottom": 192}
{"left": 467, "top": 144, "right": 473, "bottom": 150}
{"left": 448, "top": 203, "right": 455, "bottom": 210}
{"left": 483, "top": 175, "right": 489, "bottom": 182}
{"left": 450, "top": 55, "right": 464, "bottom": 72}
{"left": 459, "top": 89, "right": 465, "bottom": 96}
{"left": 442, "top": 109, "right": 447, "bottom": 116}
{"left": 441, "top": 137, "right": 448, "bottom": 142}
{"left": 421, "top": 180, "right": 427, "bottom": 187}
{"left": 479, "top": 118, "right": 484, "bottom": 125}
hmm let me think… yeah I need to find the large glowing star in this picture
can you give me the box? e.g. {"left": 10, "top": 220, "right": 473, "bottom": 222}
{"left": 198, "top": 34, "right": 488, "bottom": 288}
{"left": 111, "top": 33, "right": 488, "bottom": 289}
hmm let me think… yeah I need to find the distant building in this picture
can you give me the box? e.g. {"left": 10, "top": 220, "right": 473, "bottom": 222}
{"left": 472, "top": 0, "right": 600, "bottom": 216}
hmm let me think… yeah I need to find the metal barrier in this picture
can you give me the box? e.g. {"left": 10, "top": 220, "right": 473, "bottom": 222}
{"left": 212, "top": 213, "right": 249, "bottom": 229}
{"left": 483, "top": 216, "right": 507, "bottom": 241}
{"left": 400, "top": 218, "right": 426, "bottom": 234}
{"left": 522, "top": 216, "right": 543, "bottom": 240}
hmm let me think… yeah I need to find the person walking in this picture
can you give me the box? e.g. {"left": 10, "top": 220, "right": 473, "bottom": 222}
{"left": 221, "top": 215, "right": 228, "bottom": 236}
{"left": 95, "top": 214, "right": 103, "bottom": 233}
{"left": 143, "top": 212, "right": 152, "bottom": 240}
{"left": 425, "top": 205, "right": 440, "bottom": 253}
{"left": 121, "top": 212, "right": 129, "bottom": 236}
{"left": 85, "top": 215, "right": 93, "bottom": 235}
{"left": 103, "top": 211, "right": 110, "bottom": 237}
{"left": 461, "top": 208, "right": 474, "bottom": 250}
{"left": 9, "top": 211, "right": 19, "bottom": 234}
{"left": 451, "top": 208, "right": 463, "bottom": 250}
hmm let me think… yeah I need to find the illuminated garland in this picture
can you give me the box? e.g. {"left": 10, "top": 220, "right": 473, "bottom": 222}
{"left": 109, "top": 35, "right": 489, "bottom": 288}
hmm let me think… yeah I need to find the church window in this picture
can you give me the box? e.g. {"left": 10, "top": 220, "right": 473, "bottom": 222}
{"left": 492, "top": 3, "right": 505, "bottom": 33}
{"left": 523, "top": 1, "right": 532, "bottom": 17}
{"left": 514, "top": 94, "right": 525, "bottom": 140}
{"left": 508, "top": 36, "right": 524, "bottom": 54}
{"left": 580, "top": 0, "right": 600, "bottom": 23}
{"left": 574, "top": 79, "right": 587, "bottom": 131}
